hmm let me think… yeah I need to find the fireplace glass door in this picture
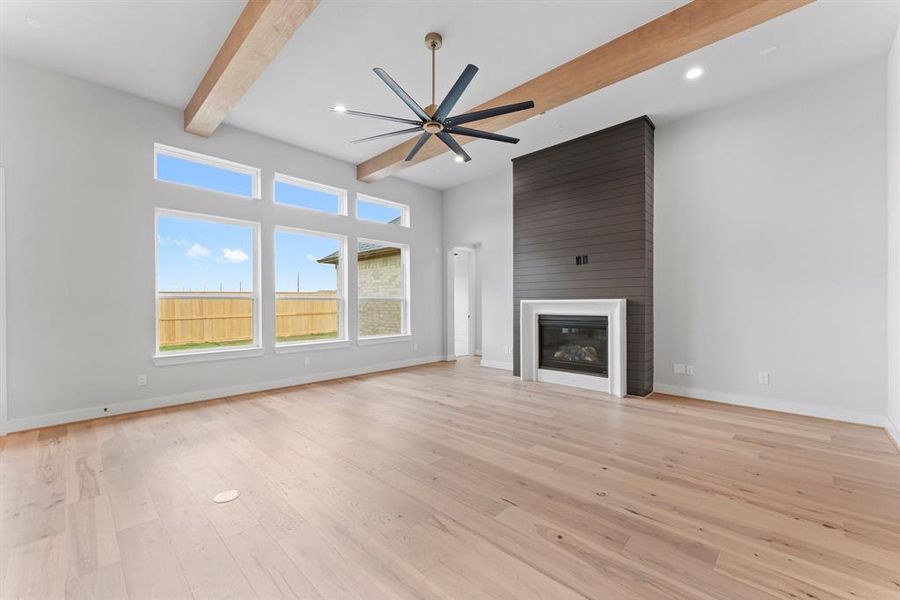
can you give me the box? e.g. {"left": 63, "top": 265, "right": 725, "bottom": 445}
{"left": 538, "top": 315, "right": 609, "bottom": 376}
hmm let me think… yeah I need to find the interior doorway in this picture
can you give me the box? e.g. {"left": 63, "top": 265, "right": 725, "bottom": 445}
{"left": 448, "top": 246, "right": 478, "bottom": 359}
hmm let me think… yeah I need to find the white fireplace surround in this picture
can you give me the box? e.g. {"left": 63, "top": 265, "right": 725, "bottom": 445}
{"left": 520, "top": 299, "right": 627, "bottom": 398}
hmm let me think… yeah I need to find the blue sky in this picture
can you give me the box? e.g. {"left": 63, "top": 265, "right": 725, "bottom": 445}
{"left": 157, "top": 215, "right": 254, "bottom": 292}
{"left": 157, "top": 153, "right": 254, "bottom": 197}
{"left": 358, "top": 199, "right": 402, "bottom": 223}
{"left": 275, "top": 180, "right": 339, "bottom": 213}
{"left": 275, "top": 231, "right": 338, "bottom": 293}
{"left": 157, "top": 218, "right": 340, "bottom": 293}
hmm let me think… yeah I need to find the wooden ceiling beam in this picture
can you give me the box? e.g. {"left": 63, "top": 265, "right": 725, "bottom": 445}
{"left": 184, "top": 0, "right": 319, "bottom": 137}
{"left": 356, "top": 0, "right": 812, "bottom": 182}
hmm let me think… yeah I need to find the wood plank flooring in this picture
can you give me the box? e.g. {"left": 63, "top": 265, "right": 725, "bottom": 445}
{"left": 1, "top": 358, "right": 898, "bottom": 599}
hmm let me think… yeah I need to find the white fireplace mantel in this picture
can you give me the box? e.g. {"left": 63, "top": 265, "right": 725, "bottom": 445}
{"left": 520, "top": 299, "right": 627, "bottom": 398}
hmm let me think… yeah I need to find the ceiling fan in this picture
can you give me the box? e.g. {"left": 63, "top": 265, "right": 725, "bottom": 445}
{"left": 331, "top": 32, "right": 534, "bottom": 163}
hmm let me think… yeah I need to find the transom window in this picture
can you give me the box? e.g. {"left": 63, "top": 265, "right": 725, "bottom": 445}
{"left": 356, "top": 194, "right": 410, "bottom": 227}
{"left": 154, "top": 144, "right": 260, "bottom": 199}
{"left": 274, "top": 173, "right": 347, "bottom": 215}
{"left": 155, "top": 209, "right": 260, "bottom": 355}
{"left": 357, "top": 238, "right": 409, "bottom": 338}
{"left": 274, "top": 228, "right": 346, "bottom": 345}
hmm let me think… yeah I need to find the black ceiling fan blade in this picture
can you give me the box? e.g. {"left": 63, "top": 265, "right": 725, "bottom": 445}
{"left": 339, "top": 109, "right": 422, "bottom": 126}
{"left": 444, "top": 100, "right": 535, "bottom": 126}
{"left": 351, "top": 126, "right": 423, "bottom": 144}
{"left": 444, "top": 126, "right": 519, "bottom": 144}
{"left": 405, "top": 132, "right": 431, "bottom": 161}
{"left": 433, "top": 64, "right": 478, "bottom": 122}
{"left": 373, "top": 68, "right": 431, "bottom": 122}
{"left": 436, "top": 132, "right": 471, "bottom": 162}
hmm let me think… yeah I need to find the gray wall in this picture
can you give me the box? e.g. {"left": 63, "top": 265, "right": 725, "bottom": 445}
{"left": 0, "top": 57, "right": 444, "bottom": 430}
{"left": 512, "top": 117, "right": 655, "bottom": 395}
{"left": 443, "top": 168, "right": 514, "bottom": 370}
{"left": 887, "top": 25, "right": 900, "bottom": 445}
{"left": 444, "top": 57, "right": 890, "bottom": 427}
{"left": 654, "top": 58, "right": 887, "bottom": 425}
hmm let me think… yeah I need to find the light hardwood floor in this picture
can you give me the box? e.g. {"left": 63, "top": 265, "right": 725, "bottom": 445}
{"left": 1, "top": 358, "right": 898, "bottom": 599}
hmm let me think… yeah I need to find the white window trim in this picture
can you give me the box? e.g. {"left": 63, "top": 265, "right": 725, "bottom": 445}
{"left": 356, "top": 194, "right": 410, "bottom": 227}
{"left": 154, "top": 208, "right": 262, "bottom": 364}
{"left": 356, "top": 334, "right": 412, "bottom": 346}
{"left": 274, "top": 225, "right": 348, "bottom": 348}
{"left": 154, "top": 143, "right": 261, "bottom": 200}
{"left": 357, "top": 238, "right": 410, "bottom": 340}
{"left": 275, "top": 339, "right": 352, "bottom": 354}
{"left": 274, "top": 173, "right": 348, "bottom": 216}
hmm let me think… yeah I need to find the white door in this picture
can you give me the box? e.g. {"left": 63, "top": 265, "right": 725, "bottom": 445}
{"left": 453, "top": 252, "right": 470, "bottom": 357}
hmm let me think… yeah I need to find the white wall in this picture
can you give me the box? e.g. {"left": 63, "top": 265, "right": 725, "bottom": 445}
{"left": 0, "top": 57, "right": 444, "bottom": 432}
{"left": 887, "top": 27, "right": 900, "bottom": 445}
{"left": 443, "top": 168, "right": 513, "bottom": 370}
{"left": 654, "top": 59, "right": 888, "bottom": 425}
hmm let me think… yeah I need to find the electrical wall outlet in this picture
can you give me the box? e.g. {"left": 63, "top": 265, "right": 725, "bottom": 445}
{"left": 413, "top": 343, "right": 419, "bottom": 351}
{"left": 304, "top": 356, "right": 311, "bottom": 366}
{"left": 673, "top": 363, "right": 686, "bottom": 375}
{"left": 136, "top": 374, "right": 147, "bottom": 387}
{"left": 685, "top": 365, "right": 695, "bottom": 376}
{"left": 758, "top": 372, "right": 770, "bottom": 385}
{"left": 503, "top": 346, "right": 511, "bottom": 355}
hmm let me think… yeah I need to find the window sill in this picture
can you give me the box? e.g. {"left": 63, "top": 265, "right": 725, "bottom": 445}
{"left": 154, "top": 346, "right": 264, "bottom": 366}
{"left": 275, "top": 339, "right": 350, "bottom": 353}
{"left": 357, "top": 334, "right": 412, "bottom": 346}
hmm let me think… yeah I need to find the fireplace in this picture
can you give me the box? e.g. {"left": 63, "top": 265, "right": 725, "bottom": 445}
{"left": 539, "top": 315, "right": 608, "bottom": 376}
{"left": 520, "top": 299, "right": 626, "bottom": 397}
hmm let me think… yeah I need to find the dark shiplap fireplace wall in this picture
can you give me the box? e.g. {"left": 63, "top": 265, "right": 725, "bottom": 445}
{"left": 512, "top": 116, "right": 654, "bottom": 396}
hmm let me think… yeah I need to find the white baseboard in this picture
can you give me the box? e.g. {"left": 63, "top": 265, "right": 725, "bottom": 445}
{"left": 480, "top": 359, "right": 513, "bottom": 371}
{"left": 653, "top": 383, "right": 887, "bottom": 428}
{"left": 3, "top": 355, "right": 445, "bottom": 434}
{"left": 886, "top": 417, "right": 900, "bottom": 450}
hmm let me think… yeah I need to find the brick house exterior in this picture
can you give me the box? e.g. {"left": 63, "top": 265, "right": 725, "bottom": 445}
{"left": 318, "top": 242, "right": 403, "bottom": 336}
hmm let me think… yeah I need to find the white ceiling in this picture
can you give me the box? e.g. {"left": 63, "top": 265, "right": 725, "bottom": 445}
{"left": 2, "top": 0, "right": 899, "bottom": 191}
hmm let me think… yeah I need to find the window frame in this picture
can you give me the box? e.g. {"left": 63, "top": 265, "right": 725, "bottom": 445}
{"left": 154, "top": 143, "right": 261, "bottom": 200}
{"left": 355, "top": 194, "right": 410, "bottom": 227}
{"left": 356, "top": 237, "right": 411, "bottom": 342}
{"left": 153, "top": 208, "right": 262, "bottom": 365}
{"left": 274, "top": 173, "right": 348, "bottom": 216}
{"left": 273, "top": 225, "right": 349, "bottom": 350}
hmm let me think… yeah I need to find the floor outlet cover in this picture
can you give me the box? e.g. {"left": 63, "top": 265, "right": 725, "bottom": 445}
{"left": 213, "top": 489, "right": 240, "bottom": 504}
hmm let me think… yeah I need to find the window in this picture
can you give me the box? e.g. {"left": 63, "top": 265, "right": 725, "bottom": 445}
{"left": 275, "top": 228, "right": 346, "bottom": 345}
{"left": 155, "top": 210, "right": 259, "bottom": 355}
{"left": 357, "top": 239, "right": 409, "bottom": 338}
{"left": 274, "top": 174, "right": 346, "bottom": 215}
{"left": 154, "top": 144, "right": 260, "bottom": 199}
{"left": 356, "top": 195, "right": 409, "bottom": 227}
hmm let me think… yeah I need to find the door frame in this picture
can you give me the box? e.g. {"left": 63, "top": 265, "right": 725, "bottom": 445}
{"left": 445, "top": 245, "right": 477, "bottom": 360}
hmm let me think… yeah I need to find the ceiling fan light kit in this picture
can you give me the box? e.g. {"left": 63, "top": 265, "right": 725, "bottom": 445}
{"left": 333, "top": 32, "right": 534, "bottom": 163}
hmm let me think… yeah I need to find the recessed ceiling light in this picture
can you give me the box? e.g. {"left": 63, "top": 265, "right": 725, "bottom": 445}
{"left": 25, "top": 15, "right": 40, "bottom": 29}
{"left": 685, "top": 66, "right": 704, "bottom": 81}
{"left": 454, "top": 155, "right": 464, "bottom": 163}
{"left": 331, "top": 105, "right": 347, "bottom": 113}
{"left": 760, "top": 45, "right": 779, "bottom": 56}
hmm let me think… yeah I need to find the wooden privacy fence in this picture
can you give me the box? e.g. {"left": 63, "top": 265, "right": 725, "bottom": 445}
{"left": 158, "top": 292, "right": 338, "bottom": 348}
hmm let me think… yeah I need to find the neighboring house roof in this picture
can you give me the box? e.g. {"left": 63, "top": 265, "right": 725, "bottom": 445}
{"left": 317, "top": 216, "right": 401, "bottom": 264}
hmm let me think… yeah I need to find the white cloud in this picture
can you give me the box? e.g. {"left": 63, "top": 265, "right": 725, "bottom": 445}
{"left": 186, "top": 244, "right": 211, "bottom": 259}
{"left": 221, "top": 248, "right": 249, "bottom": 264}
{"left": 306, "top": 253, "right": 319, "bottom": 262}
{"left": 158, "top": 235, "right": 188, "bottom": 247}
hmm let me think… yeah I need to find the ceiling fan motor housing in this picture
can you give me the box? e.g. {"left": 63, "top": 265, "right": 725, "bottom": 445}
{"left": 425, "top": 32, "right": 443, "bottom": 50}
